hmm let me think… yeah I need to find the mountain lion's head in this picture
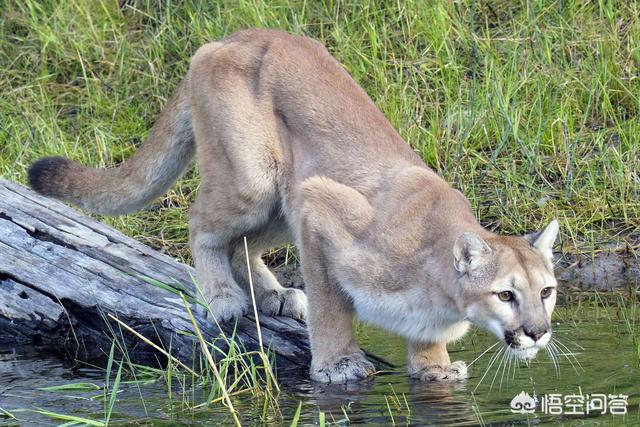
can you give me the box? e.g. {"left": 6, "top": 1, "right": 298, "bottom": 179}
{"left": 453, "top": 220, "right": 560, "bottom": 360}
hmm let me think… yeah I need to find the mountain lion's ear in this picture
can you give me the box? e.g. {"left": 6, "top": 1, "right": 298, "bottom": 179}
{"left": 525, "top": 220, "right": 559, "bottom": 264}
{"left": 453, "top": 232, "right": 493, "bottom": 274}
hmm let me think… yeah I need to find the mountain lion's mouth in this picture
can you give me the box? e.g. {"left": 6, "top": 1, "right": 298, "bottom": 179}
{"left": 503, "top": 329, "right": 552, "bottom": 359}
{"left": 509, "top": 346, "right": 539, "bottom": 361}
{"left": 503, "top": 331, "right": 547, "bottom": 361}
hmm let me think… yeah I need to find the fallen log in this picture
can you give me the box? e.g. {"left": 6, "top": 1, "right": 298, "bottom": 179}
{"left": 0, "top": 177, "right": 312, "bottom": 371}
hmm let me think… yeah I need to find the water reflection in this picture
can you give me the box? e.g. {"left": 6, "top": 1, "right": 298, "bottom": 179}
{"left": 1, "top": 315, "right": 639, "bottom": 426}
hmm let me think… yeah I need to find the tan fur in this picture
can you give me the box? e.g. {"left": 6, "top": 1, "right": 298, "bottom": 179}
{"left": 29, "top": 29, "right": 560, "bottom": 384}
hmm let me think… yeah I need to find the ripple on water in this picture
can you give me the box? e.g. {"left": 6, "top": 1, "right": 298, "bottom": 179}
{"left": 1, "top": 313, "right": 638, "bottom": 426}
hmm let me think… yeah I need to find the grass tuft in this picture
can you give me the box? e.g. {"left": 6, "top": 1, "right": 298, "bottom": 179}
{"left": 0, "top": 0, "right": 638, "bottom": 260}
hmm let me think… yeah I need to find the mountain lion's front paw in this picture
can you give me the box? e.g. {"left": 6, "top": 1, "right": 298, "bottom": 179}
{"left": 414, "top": 361, "right": 467, "bottom": 382}
{"left": 311, "top": 352, "right": 376, "bottom": 384}
{"left": 260, "top": 288, "right": 307, "bottom": 320}
{"left": 201, "top": 286, "right": 249, "bottom": 323}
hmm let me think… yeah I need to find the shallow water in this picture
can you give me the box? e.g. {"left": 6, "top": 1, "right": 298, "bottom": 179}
{"left": 1, "top": 308, "right": 639, "bottom": 426}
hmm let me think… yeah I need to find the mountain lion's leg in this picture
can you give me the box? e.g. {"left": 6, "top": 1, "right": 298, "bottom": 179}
{"left": 189, "top": 194, "right": 252, "bottom": 323}
{"left": 299, "top": 239, "right": 375, "bottom": 383}
{"left": 408, "top": 341, "right": 467, "bottom": 381}
{"left": 189, "top": 151, "right": 280, "bottom": 323}
{"left": 299, "top": 177, "right": 376, "bottom": 383}
{"left": 187, "top": 42, "right": 285, "bottom": 322}
{"left": 230, "top": 223, "right": 307, "bottom": 320}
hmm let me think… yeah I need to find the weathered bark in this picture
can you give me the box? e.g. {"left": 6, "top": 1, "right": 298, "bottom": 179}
{"left": 0, "top": 177, "right": 311, "bottom": 370}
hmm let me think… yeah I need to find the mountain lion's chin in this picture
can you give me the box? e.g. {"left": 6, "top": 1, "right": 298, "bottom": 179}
{"left": 509, "top": 346, "right": 539, "bottom": 361}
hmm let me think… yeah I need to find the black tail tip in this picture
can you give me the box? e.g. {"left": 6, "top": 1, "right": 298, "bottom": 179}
{"left": 28, "top": 156, "right": 72, "bottom": 195}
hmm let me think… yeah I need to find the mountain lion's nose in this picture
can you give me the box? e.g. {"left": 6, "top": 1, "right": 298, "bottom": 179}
{"left": 524, "top": 328, "right": 547, "bottom": 342}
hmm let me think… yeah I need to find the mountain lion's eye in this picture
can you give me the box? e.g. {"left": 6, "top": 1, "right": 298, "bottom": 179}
{"left": 540, "top": 287, "right": 554, "bottom": 299}
{"left": 497, "top": 291, "right": 514, "bottom": 302}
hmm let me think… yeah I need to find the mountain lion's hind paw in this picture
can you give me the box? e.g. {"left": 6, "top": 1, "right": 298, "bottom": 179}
{"left": 201, "top": 287, "right": 249, "bottom": 323}
{"left": 415, "top": 360, "right": 467, "bottom": 382}
{"left": 260, "top": 288, "right": 307, "bottom": 320}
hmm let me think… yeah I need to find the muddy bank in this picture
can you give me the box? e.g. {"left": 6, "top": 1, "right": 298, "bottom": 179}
{"left": 554, "top": 243, "right": 639, "bottom": 293}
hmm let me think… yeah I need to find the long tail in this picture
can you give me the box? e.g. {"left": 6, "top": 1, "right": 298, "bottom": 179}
{"left": 28, "top": 80, "right": 194, "bottom": 215}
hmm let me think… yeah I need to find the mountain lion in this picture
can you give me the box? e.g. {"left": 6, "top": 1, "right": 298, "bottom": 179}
{"left": 29, "top": 29, "right": 560, "bottom": 384}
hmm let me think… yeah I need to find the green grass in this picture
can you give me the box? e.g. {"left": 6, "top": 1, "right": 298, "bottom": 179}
{"left": 1, "top": 0, "right": 638, "bottom": 260}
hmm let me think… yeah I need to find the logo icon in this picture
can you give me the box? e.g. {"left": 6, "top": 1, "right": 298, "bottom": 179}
{"left": 511, "top": 391, "right": 536, "bottom": 414}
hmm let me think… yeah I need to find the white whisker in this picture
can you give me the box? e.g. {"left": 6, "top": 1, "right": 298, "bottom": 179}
{"left": 489, "top": 346, "right": 509, "bottom": 391}
{"left": 550, "top": 341, "right": 577, "bottom": 374}
{"left": 557, "top": 335, "right": 585, "bottom": 351}
{"left": 545, "top": 345, "right": 559, "bottom": 376}
{"left": 468, "top": 341, "right": 501, "bottom": 367}
{"left": 552, "top": 338, "right": 583, "bottom": 373}
{"left": 473, "top": 346, "right": 505, "bottom": 392}
{"left": 550, "top": 346, "right": 559, "bottom": 375}
{"left": 551, "top": 344, "right": 561, "bottom": 375}
{"left": 553, "top": 338, "right": 583, "bottom": 364}
{"left": 512, "top": 354, "right": 520, "bottom": 380}
{"left": 505, "top": 348, "right": 514, "bottom": 384}
{"left": 499, "top": 346, "right": 512, "bottom": 389}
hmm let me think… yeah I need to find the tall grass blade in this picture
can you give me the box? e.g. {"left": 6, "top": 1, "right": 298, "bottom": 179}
{"left": 180, "top": 293, "right": 242, "bottom": 427}
{"left": 107, "top": 313, "right": 199, "bottom": 377}
{"left": 29, "top": 409, "right": 105, "bottom": 427}
{"left": 105, "top": 360, "right": 123, "bottom": 425}
{"left": 290, "top": 401, "right": 302, "bottom": 427}
{"left": 39, "top": 383, "right": 102, "bottom": 392}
